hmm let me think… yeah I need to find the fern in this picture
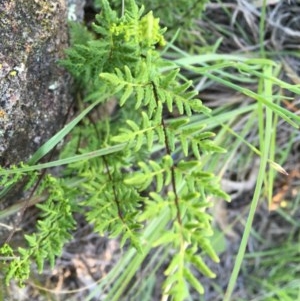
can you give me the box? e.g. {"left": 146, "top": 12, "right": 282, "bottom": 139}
{"left": 95, "top": 0, "right": 209, "bottom": 45}
{"left": 85, "top": 1, "right": 228, "bottom": 297}
{"left": 0, "top": 0, "right": 229, "bottom": 299}
{"left": 0, "top": 163, "right": 30, "bottom": 188}
{"left": 78, "top": 153, "right": 144, "bottom": 251}
{"left": 0, "top": 174, "right": 76, "bottom": 285}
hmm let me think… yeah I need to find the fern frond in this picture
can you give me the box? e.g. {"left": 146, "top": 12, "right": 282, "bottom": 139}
{"left": 0, "top": 164, "right": 25, "bottom": 187}
{"left": 124, "top": 155, "right": 173, "bottom": 192}
{"left": 111, "top": 119, "right": 154, "bottom": 151}
{"left": 0, "top": 175, "right": 76, "bottom": 285}
{"left": 179, "top": 125, "right": 226, "bottom": 159}
{"left": 161, "top": 217, "right": 218, "bottom": 299}
{"left": 137, "top": 192, "right": 171, "bottom": 221}
{"left": 75, "top": 153, "right": 144, "bottom": 250}
{"left": 0, "top": 163, "right": 40, "bottom": 200}
{"left": 92, "top": 0, "right": 118, "bottom": 36}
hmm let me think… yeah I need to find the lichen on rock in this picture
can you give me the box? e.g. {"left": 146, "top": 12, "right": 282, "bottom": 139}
{"left": 0, "top": 0, "right": 72, "bottom": 167}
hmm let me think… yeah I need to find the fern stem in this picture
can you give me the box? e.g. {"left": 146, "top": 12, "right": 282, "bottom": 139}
{"left": 102, "top": 156, "right": 124, "bottom": 221}
{"left": 151, "top": 81, "right": 182, "bottom": 226}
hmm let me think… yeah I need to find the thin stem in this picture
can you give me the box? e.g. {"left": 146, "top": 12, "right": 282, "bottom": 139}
{"left": 103, "top": 157, "right": 124, "bottom": 221}
{"left": 151, "top": 81, "right": 182, "bottom": 225}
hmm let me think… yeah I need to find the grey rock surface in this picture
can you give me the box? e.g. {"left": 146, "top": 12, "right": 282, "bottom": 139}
{"left": 67, "top": 0, "right": 86, "bottom": 21}
{"left": 0, "top": 0, "right": 72, "bottom": 167}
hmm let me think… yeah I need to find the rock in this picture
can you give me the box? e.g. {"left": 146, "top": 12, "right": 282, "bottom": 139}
{"left": 0, "top": 0, "right": 72, "bottom": 167}
{"left": 67, "top": 0, "right": 86, "bottom": 22}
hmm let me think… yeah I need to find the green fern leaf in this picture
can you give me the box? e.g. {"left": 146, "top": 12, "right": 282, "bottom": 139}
{"left": 183, "top": 267, "right": 205, "bottom": 295}
{"left": 124, "top": 173, "right": 150, "bottom": 186}
{"left": 135, "top": 86, "right": 145, "bottom": 109}
{"left": 100, "top": 72, "right": 125, "bottom": 90}
{"left": 161, "top": 69, "right": 180, "bottom": 87}
{"left": 189, "top": 99, "right": 210, "bottom": 113}
{"left": 187, "top": 252, "right": 216, "bottom": 278}
{"left": 200, "top": 140, "right": 227, "bottom": 153}
{"left": 152, "top": 100, "right": 163, "bottom": 124}
{"left": 120, "top": 84, "right": 134, "bottom": 106}
{"left": 149, "top": 160, "right": 164, "bottom": 192}
{"left": 177, "top": 160, "right": 201, "bottom": 171}
{"left": 180, "top": 135, "right": 189, "bottom": 156}
{"left": 142, "top": 111, "right": 155, "bottom": 149}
